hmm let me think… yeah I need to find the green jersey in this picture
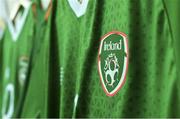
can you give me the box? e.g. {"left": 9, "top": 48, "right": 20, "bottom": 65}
{"left": 0, "top": 19, "right": 6, "bottom": 118}
{"left": 1, "top": 4, "right": 34, "bottom": 118}
{"left": 163, "top": 0, "right": 180, "bottom": 116}
{"left": 20, "top": 1, "right": 55, "bottom": 117}
{"left": 0, "top": 30, "right": 4, "bottom": 118}
{"left": 56, "top": 0, "right": 179, "bottom": 117}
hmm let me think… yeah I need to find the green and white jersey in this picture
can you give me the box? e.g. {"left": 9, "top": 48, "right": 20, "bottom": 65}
{"left": 56, "top": 0, "right": 179, "bottom": 117}
{"left": 1, "top": 3, "right": 35, "bottom": 118}
{"left": 20, "top": 0, "right": 54, "bottom": 117}
{"left": 1, "top": 27, "right": 19, "bottom": 119}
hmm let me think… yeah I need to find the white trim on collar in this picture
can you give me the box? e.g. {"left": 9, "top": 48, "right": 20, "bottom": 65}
{"left": 7, "top": 1, "right": 31, "bottom": 42}
{"left": 68, "top": 0, "right": 89, "bottom": 17}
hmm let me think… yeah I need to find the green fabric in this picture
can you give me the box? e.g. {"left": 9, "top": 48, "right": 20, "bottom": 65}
{"left": 0, "top": 33, "right": 4, "bottom": 118}
{"left": 163, "top": 0, "right": 180, "bottom": 117}
{"left": 1, "top": 28, "right": 16, "bottom": 119}
{"left": 20, "top": 1, "right": 52, "bottom": 118}
{"left": 0, "top": 0, "right": 179, "bottom": 118}
{"left": 56, "top": 0, "right": 179, "bottom": 117}
{"left": 1, "top": 6, "right": 34, "bottom": 118}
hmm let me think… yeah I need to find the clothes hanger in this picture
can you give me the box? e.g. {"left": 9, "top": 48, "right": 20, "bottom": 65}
{"left": 42, "top": 0, "right": 52, "bottom": 21}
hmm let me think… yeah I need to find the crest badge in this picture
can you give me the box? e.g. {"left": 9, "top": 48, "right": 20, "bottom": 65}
{"left": 98, "top": 31, "right": 129, "bottom": 96}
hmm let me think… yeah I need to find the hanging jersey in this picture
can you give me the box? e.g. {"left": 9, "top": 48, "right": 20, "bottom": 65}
{"left": 0, "top": 19, "right": 5, "bottom": 117}
{"left": 163, "top": 0, "right": 180, "bottom": 116}
{"left": 0, "top": 27, "right": 5, "bottom": 118}
{"left": 1, "top": 3, "right": 35, "bottom": 118}
{"left": 20, "top": 0, "right": 54, "bottom": 118}
{"left": 56, "top": 0, "right": 179, "bottom": 117}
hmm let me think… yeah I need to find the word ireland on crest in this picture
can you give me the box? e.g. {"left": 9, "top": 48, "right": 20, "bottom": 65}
{"left": 98, "top": 31, "right": 129, "bottom": 96}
